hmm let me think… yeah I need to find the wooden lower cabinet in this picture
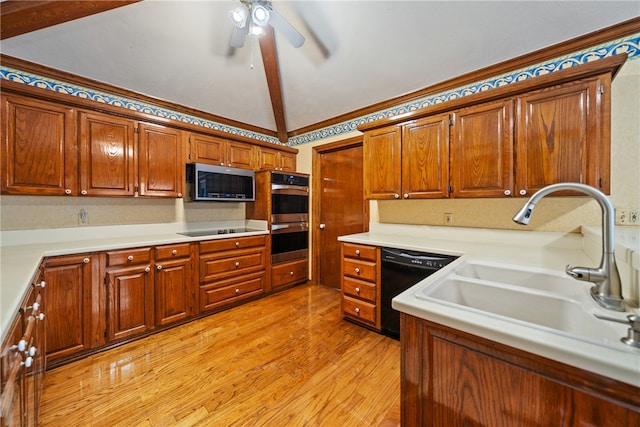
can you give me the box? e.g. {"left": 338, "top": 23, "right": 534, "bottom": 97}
{"left": 198, "top": 235, "right": 267, "bottom": 313}
{"left": 154, "top": 243, "right": 196, "bottom": 326}
{"left": 340, "top": 243, "right": 381, "bottom": 330}
{"left": 1, "top": 314, "right": 26, "bottom": 426}
{"left": 400, "top": 313, "right": 640, "bottom": 426}
{"left": 271, "top": 257, "right": 308, "bottom": 291}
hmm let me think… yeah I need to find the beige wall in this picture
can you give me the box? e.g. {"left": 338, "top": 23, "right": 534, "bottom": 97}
{"left": 1, "top": 61, "right": 638, "bottom": 232}
{"left": 296, "top": 59, "right": 640, "bottom": 233}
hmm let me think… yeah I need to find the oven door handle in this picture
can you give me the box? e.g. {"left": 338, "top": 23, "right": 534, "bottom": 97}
{"left": 271, "top": 185, "right": 309, "bottom": 196}
{"left": 271, "top": 222, "right": 309, "bottom": 234}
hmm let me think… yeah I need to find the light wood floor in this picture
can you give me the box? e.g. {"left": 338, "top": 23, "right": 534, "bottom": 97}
{"left": 39, "top": 285, "right": 401, "bottom": 426}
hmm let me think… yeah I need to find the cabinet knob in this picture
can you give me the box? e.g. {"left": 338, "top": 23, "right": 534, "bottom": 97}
{"left": 31, "top": 302, "right": 39, "bottom": 312}
{"left": 157, "top": 265, "right": 163, "bottom": 270}
{"left": 172, "top": 249, "right": 178, "bottom": 256}
{"left": 64, "top": 188, "right": 72, "bottom": 195}
{"left": 519, "top": 189, "right": 527, "bottom": 196}
{"left": 290, "top": 271, "right": 294, "bottom": 276}
{"left": 355, "top": 268, "right": 360, "bottom": 274}
{"left": 394, "top": 194, "right": 400, "bottom": 199}
{"left": 319, "top": 223, "right": 326, "bottom": 229}
{"left": 35, "top": 281, "right": 46, "bottom": 288}
{"left": 37, "top": 313, "right": 45, "bottom": 321}
{"left": 235, "top": 288, "right": 240, "bottom": 294}
{"left": 355, "top": 287, "right": 360, "bottom": 294}
{"left": 404, "top": 193, "right": 409, "bottom": 199}
{"left": 83, "top": 257, "right": 90, "bottom": 264}
{"left": 235, "top": 261, "right": 240, "bottom": 268}
{"left": 23, "top": 357, "right": 33, "bottom": 368}
{"left": 127, "top": 255, "right": 134, "bottom": 262}
{"left": 355, "top": 249, "right": 360, "bottom": 256}
{"left": 177, "top": 193, "right": 183, "bottom": 198}
{"left": 355, "top": 307, "right": 360, "bottom": 314}
{"left": 235, "top": 241, "right": 240, "bottom": 247}
{"left": 28, "top": 346, "right": 37, "bottom": 357}
{"left": 18, "top": 340, "right": 27, "bottom": 352}
{"left": 81, "top": 189, "right": 88, "bottom": 195}
{"left": 504, "top": 190, "right": 511, "bottom": 196}
{"left": 144, "top": 266, "right": 151, "bottom": 273}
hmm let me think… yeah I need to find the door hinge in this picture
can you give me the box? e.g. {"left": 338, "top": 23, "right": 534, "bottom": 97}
{"left": 134, "top": 126, "right": 139, "bottom": 134}
{"left": 448, "top": 116, "right": 455, "bottom": 126}
{"left": 599, "top": 84, "right": 605, "bottom": 94}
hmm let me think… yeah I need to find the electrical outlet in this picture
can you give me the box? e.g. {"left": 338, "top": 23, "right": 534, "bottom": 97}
{"left": 615, "top": 208, "right": 629, "bottom": 225}
{"left": 78, "top": 209, "right": 89, "bottom": 226}
{"left": 444, "top": 213, "right": 453, "bottom": 225}
{"left": 630, "top": 209, "right": 639, "bottom": 224}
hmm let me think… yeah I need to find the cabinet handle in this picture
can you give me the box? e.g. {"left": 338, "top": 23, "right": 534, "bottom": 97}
{"left": 235, "top": 288, "right": 240, "bottom": 294}
{"left": 235, "top": 261, "right": 240, "bottom": 268}
{"left": 503, "top": 190, "right": 511, "bottom": 196}
{"left": 64, "top": 188, "right": 72, "bottom": 195}
{"left": 81, "top": 189, "right": 88, "bottom": 195}
{"left": 157, "top": 265, "right": 163, "bottom": 270}
{"left": 519, "top": 189, "right": 527, "bottom": 196}
{"left": 35, "top": 281, "right": 46, "bottom": 288}
{"left": 28, "top": 346, "right": 37, "bottom": 357}
{"left": 319, "top": 223, "right": 326, "bottom": 229}
{"left": 144, "top": 266, "right": 151, "bottom": 273}
{"left": 22, "top": 357, "right": 33, "bottom": 368}
{"left": 18, "top": 340, "right": 27, "bottom": 352}
{"left": 37, "top": 313, "right": 45, "bottom": 321}
{"left": 394, "top": 193, "right": 400, "bottom": 199}
{"left": 355, "top": 249, "right": 360, "bottom": 256}
{"left": 31, "top": 302, "right": 39, "bottom": 312}
{"left": 127, "top": 255, "right": 134, "bottom": 262}
{"left": 177, "top": 193, "right": 183, "bottom": 198}
{"left": 404, "top": 193, "right": 409, "bottom": 199}
{"left": 172, "top": 249, "right": 178, "bottom": 256}
{"left": 83, "top": 257, "right": 90, "bottom": 264}
{"left": 355, "top": 268, "right": 360, "bottom": 274}
{"left": 355, "top": 287, "right": 360, "bottom": 294}
{"left": 355, "top": 307, "right": 360, "bottom": 314}
{"left": 235, "top": 241, "right": 240, "bottom": 247}
{"left": 290, "top": 271, "right": 294, "bottom": 276}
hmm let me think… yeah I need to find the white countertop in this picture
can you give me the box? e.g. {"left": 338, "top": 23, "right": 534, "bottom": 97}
{"left": 339, "top": 223, "right": 640, "bottom": 387}
{"left": 0, "top": 220, "right": 268, "bottom": 342}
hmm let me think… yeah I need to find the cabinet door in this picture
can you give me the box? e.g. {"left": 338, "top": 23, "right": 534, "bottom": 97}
{"left": 516, "top": 76, "right": 609, "bottom": 196}
{"left": 106, "top": 264, "right": 154, "bottom": 341}
{"left": 279, "top": 151, "right": 296, "bottom": 172}
{"left": 363, "top": 125, "right": 402, "bottom": 199}
{"left": 0, "top": 314, "right": 25, "bottom": 427}
{"left": 191, "top": 133, "right": 226, "bottom": 165}
{"left": 402, "top": 114, "right": 450, "bottom": 199}
{"left": 154, "top": 257, "right": 193, "bottom": 326}
{"left": 227, "top": 141, "right": 255, "bottom": 169}
{"left": 138, "top": 123, "right": 184, "bottom": 198}
{"left": 42, "top": 254, "right": 98, "bottom": 363}
{"left": 1, "top": 95, "right": 77, "bottom": 196}
{"left": 79, "top": 111, "right": 136, "bottom": 196}
{"left": 450, "top": 99, "right": 514, "bottom": 198}
{"left": 257, "top": 147, "right": 279, "bottom": 170}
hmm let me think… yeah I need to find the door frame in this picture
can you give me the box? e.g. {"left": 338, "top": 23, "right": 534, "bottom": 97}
{"left": 312, "top": 136, "right": 369, "bottom": 286}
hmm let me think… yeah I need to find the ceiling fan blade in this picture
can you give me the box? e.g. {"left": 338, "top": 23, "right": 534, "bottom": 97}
{"left": 268, "top": 7, "right": 305, "bottom": 48}
{"left": 230, "top": 15, "right": 250, "bottom": 48}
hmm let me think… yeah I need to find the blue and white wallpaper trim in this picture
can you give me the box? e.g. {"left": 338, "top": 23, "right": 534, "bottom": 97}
{"left": 1, "top": 34, "right": 638, "bottom": 147}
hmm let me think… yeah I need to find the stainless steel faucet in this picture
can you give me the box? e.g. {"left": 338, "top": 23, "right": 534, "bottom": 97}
{"left": 512, "top": 183, "right": 625, "bottom": 312}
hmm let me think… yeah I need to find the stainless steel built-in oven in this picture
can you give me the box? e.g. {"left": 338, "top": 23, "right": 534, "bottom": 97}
{"left": 270, "top": 172, "right": 309, "bottom": 264}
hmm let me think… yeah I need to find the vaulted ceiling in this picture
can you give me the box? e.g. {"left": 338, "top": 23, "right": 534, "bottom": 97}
{"left": 1, "top": 1, "right": 639, "bottom": 143}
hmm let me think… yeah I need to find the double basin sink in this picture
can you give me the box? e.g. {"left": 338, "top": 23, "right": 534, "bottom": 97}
{"left": 415, "top": 259, "right": 637, "bottom": 352}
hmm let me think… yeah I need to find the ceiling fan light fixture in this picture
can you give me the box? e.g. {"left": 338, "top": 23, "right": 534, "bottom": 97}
{"left": 229, "top": 6, "right": 248, "bottom": 28}
{"left": 251, "top": 4, "right": 270, "bottom": 27}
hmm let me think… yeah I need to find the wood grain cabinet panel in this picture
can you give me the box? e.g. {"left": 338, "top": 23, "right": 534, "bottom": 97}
{"left": 516, "top": 75, "right": 610, "bottom": 196}
{"left": 340, "top": 243, "right": 381, "bottom": 330}
{"left": 42, "top": 254, "right": 99, "bottom": 364}
{"left": 79, "top": 111, "right": 136, "bottom": 197}
{"left": 271, "top": 257, "right": 308, "bottom": 290}
{"left": 0, "top": 313, "right": 26, "bottom": 427}
{"left": 138, "top": 122, "right": 184, "bottom": 198}
{"left": 189, "top": 133, "right": 255, "bottom": 170}
{"left": 363, "top": 125, "right": 402, "bottom": 199}
{"left": 154, "top": 243, "right": 195, "bottom": 326}
{"left": 1, "top": 94, "right": 77, "bottom": 196}
{"left": 257, "top": 147, "right": 297, "bottom": 171}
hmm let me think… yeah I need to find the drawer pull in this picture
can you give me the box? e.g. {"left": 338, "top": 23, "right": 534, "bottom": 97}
{"left": 28, "top": 346, "right": 37, "bottom": 357}
{"left": 172, "top": 249, "right": 178, "bottom": 256}
{"left": 37, "top": 313, "right": 45, "bottom": 321}
{"left": 127, "top": 255, "right": 134, "bottom": 262}
{"left": 23, "top": 357, "right": 33, "bottom": 368}
{"left": 354, "top": 268, "right": 360, "bottom": 274}
{"left": 355, "top": 287, "right": 360, "bottom": 294}
{"left": 83, "top": 257, "right": 90, "bottom": 264}
{"left": 157, "top": 265, "right": 163, "bottom": 270}
{"left": 235, "top": 288, "right": 240, "bottom": 294}
{"left": 355, "top": 249, "right": 360, "bottom": 256}
{"left": 144, "top": 266, "right": 151, "bottom": 273}
{"left": 35, "top": 281, "right": 46, "bottom": 288}
{"left": 355, "top": 307, "right": 360, "bottom": 314}
{"left": 235, "top": 241, "right": 240, "bottom": 247}
{"left": 290, "top": 271, "right": 294, "bottom": 276}
{"left": 235, "top": 261, "right": 240, "bottom": 268}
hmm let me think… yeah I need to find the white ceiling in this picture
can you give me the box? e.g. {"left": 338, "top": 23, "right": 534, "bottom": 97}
{"left": 1, "top": 0, "right": 639, "bottom": 136}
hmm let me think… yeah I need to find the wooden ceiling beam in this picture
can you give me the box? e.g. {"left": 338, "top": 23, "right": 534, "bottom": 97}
{"left": 259, "top": 26, "right": 289, "bottom": 143}
{"left": 1, "top": 0, "right": 141, "bottom": 40}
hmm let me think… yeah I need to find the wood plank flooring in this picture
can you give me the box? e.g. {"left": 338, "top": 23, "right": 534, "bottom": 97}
{"left": 38, "top": 285, "right": 401, "bottom": 426}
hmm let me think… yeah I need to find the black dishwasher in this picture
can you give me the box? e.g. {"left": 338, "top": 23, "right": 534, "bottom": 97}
{"left": 381, "top": 247, "right": 458, "bottom": 339}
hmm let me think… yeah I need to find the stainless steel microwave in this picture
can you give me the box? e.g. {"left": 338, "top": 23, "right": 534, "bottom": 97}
{"left": 186, "top": 163, "right": 255, "bottom": 202}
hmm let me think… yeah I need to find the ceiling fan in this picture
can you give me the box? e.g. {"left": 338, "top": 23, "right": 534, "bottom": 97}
{"left": 228, "top": 0, "right": 305, "bottom": 49}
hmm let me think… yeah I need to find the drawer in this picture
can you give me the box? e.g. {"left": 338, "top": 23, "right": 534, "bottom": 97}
{"left": 342, "top": 276, "right": 376, "bottom": 303}
{"left": 342, "top": 295, "right": 376, "bottom": 326}
{"left": 342, "top": 258, "right": 376, "bottom": 282}
{"left": 342, "top": 243, "right": 377, "bottom": 261}
{"left": 106, "top": 247, "right": 152, "bottom": 267}
{"left": 155, "top": 243, "right": 191, "bottom": 260}
{"left": 271, "top": 258, "right": 308, "bottom": 289}
{"left": 200, "top": 248, "right": 266, "bottom": 282}
{"left": 199, "top": 235, "right": 266, "bottom": 254}
{"left": 199, "top": 273, "right": 265, "bottom": 312}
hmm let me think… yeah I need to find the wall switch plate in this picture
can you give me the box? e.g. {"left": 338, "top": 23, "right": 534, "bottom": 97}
{"left": 444, "top": 213, "right": 453, "bottom": 225}
{"left": 615, "top": 208, "right": 629, "bottom": 225}
{"left": 630, "top": 209, "right": 639, "bottom": 224}
{"left": 78, "top": 209, "right": 89, "bottom": 226}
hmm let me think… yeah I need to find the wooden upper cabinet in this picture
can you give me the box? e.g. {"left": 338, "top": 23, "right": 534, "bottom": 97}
{"left": 190, "top": 133, "right": 255, "bottom": 169}
{"left": 402, "top": 114, "right": 450, "bottom": 199}
{"left": 138, "top": 122, "right": 184, "bottom": 198}
{"left": 1, "top": 94, "right": 77, "bottom": 196}
{"left": 257, "top": 146, "right": 297, "bottom": 171}
{"left": 450, "top": 99, "right": 514, "bottom": 198}
{"left": 79, "top": 111, "right": 136, "bottom": 197}
{"left": 515, "top": 75, "right": 610, "bottom": 196}
{"left": 363, "top": 125, "right": 402, "bottom": 199}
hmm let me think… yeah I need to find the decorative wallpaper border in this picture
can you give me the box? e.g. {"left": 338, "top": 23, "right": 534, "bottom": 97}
{"left": 1, "top": 34, "right": 638, "bottom": 147}
{"left": 288, "top": 34, "right": 640, "bottom": 146}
